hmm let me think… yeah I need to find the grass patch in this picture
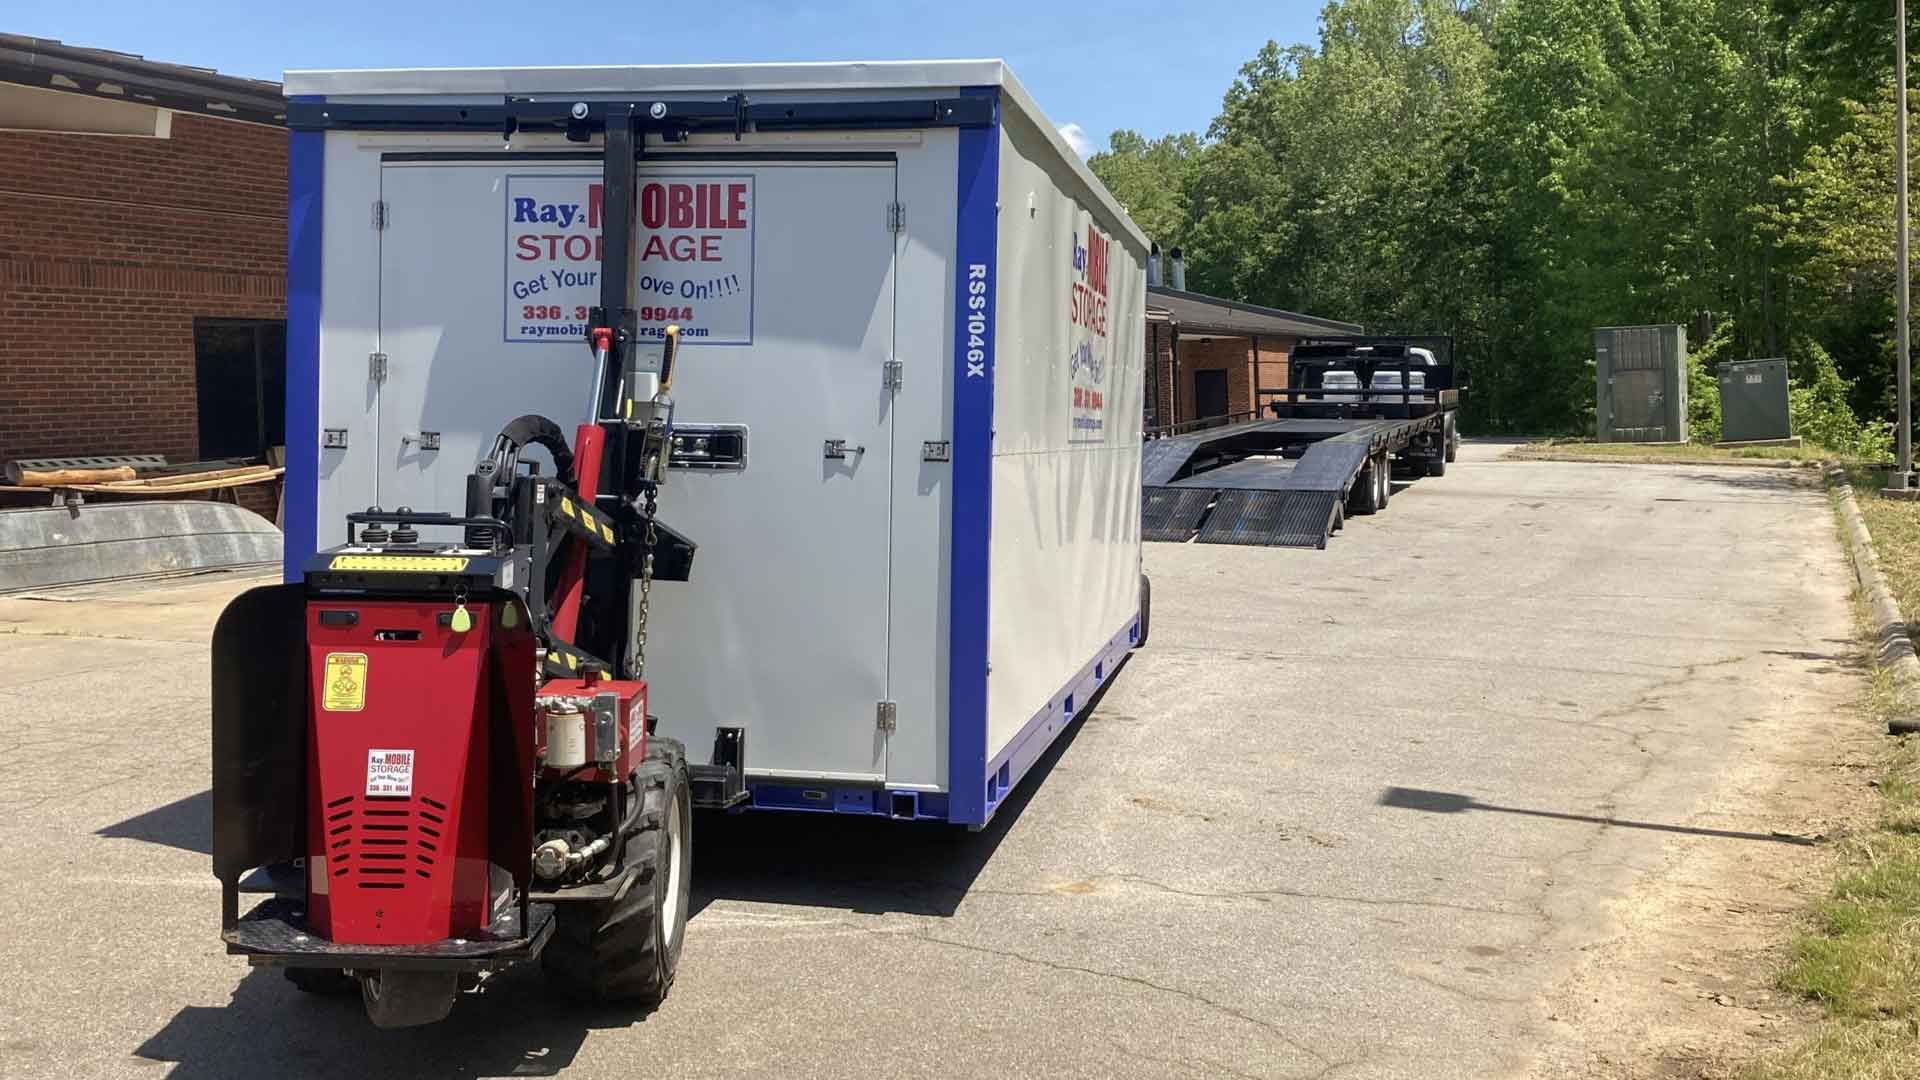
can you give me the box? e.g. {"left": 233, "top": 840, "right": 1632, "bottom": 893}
{"left": 1846, "top": 466, "right": 1920, "bottom": 625}
{"left": 1506, "top": 438, "right": 1859, "bottom": 466}
{"left": 1743, "top": 542, "right": 1920, "bottom": 1077}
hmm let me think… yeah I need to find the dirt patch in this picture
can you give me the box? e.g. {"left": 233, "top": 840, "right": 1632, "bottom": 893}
{"left": 1526, "top": 670, "right": 1886, "bottom": 1077}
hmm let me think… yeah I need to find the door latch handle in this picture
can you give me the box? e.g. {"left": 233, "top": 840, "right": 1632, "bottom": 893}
{"left": 824, "top": 439, "right": 866, "bottom": 460}
{"left": 401, "top": 431, "right": 442, "bottom": 451}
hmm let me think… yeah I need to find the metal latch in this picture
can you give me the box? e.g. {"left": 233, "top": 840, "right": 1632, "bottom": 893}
{"left": 887, "top": 202, "right": 905, "bottom": 234}
{"left": 321, "top": 429, "right": 349, "bottom": 450}
{"left": 371, "top": 200, "right": 389, "bottom": 230}
{"left": 591, "top": 692, "right": 619, "bottom": 764}
{"left": 369, "top": 352, "right": 388, "bottom": 383}
{"left": 876, "top": 700, "right": 897, "bottom": 733}
{"left": 824, "top": 439, "right": 866, "bottom": 460}
{"left": 883, "top": 359, "right": 904, "bottom": 391}
{"left": 401, "top": 431, "right": 441, "bottom": 451}
{"left": 922, "top": 441, "right": 951, "bottom": 462}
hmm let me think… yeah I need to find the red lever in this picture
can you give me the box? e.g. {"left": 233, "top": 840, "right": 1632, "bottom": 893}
{"left": 589, "top": 327, "right": 614, "bottom": 352}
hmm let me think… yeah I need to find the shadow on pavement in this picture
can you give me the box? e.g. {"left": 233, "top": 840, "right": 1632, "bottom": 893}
{"left": 689, "top": 666, "right": 1116, "bottom": 919}
{"left": 1377, "top": 785, "right": 1822, "bottom": 846}
{"left": 136, "top": 964, "right": 633, "bottom": 1078}
{"left": 98, "top": 788, "right": 211, "bottom": 854}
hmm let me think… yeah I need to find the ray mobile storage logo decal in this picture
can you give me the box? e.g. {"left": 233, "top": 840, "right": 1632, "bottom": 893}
{"left": 504, "top": 174, "right": 755, "bottom": 345}
{"left": 1068, "top": 219, "right": 1112, "bottom": 443}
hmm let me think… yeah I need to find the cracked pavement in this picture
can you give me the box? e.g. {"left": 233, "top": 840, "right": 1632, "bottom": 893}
{"left": 0, "top": 444, "right": 1861, "bottom": 1078}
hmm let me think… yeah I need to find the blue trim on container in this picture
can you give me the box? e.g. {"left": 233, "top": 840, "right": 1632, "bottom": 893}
{"left": 981, "top": 614, "right": 1139, "bottom": 824}
{"left": 747, "top": 784, "right": 951, "bottom": 822}
{"left": 946, "top": 87, "right": 1001, "bottom": 827}
{"left": 284, "top": 98, "right": 325, "bottom": 582}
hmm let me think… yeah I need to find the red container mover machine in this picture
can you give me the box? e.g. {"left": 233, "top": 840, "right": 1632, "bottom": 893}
{"left": 213, "top": 60, "right": 1149, "bottom": 1027}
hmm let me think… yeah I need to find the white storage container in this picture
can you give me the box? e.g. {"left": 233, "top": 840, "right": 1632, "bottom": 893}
{"left": 281, "top": 60, "right": 1147, "bottom": 826}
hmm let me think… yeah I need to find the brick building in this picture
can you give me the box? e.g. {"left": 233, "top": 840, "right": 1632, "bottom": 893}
{"left": 0, "top": 35, "right": 286, "bottom": 509}
{"left": 1144, "top": 285, "right": 1361, "bottom": 434}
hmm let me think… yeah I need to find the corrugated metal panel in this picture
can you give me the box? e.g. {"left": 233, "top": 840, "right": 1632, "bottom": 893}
{"left": 1594, "top": 324, "right": 1687, "bottom": 442}
{"left": 1142, "top": 486, "right": 1216, "bottom": 542}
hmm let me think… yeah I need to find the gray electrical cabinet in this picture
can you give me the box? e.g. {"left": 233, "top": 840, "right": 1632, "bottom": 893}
{"left": 1594, "top": 324, "right": 1688, "bottom": 442}
{"left": 1718, "top": 357, "right": 1792, "bottom": 443}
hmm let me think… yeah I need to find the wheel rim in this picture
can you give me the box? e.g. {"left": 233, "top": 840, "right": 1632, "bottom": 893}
{"left": 662, "top": 785, "right": 686, "bottom": 949}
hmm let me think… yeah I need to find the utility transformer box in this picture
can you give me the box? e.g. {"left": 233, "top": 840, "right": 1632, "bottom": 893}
{"left": 1594, "top": 324, "right": 1688, "bottom": 442}
{"left": 1718, "top": 358, "right": 1792, "bottom": 443}
{"left": 280, "top": 60, "right": 1148, "bottom": 828}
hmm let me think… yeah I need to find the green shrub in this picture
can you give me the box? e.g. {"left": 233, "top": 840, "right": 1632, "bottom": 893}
{"left": 1790, "top": 337, "right": 1895, "bottom": 461}
{"left": 1687, "top": 324, "right": 1732, "bottom": 444}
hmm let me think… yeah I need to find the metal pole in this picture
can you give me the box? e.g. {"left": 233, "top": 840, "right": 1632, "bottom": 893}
{"left": 1898, "top": 0, "right": 1913, "bottom": 486}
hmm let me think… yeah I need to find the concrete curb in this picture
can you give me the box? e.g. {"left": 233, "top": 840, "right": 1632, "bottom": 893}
{"left": 1825, "top": 464, "right": 1920, "bottom": 735}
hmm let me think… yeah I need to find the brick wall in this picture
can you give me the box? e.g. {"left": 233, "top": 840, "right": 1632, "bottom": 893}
{"left": 0, "top": 112, "right": 286, "bottom": 470}
{"left": 1145, "top": 326, "right": 1293, "bottom": 431}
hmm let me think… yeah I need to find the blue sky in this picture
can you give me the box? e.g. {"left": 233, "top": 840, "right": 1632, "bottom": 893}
{"left": 12, "top": 1, "right": 1328, "bottom": 154}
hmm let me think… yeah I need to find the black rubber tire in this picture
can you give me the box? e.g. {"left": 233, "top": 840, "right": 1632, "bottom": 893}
{"left": 1347, "top": 461, "right": 1381, "bottom": 516}
{"left": 359, "top": 969, "right": 458, "bottom": 1028}
{"left": 1135, "top": 573, "right": 1151, "bottom": 649}
{"left": 542, "top": 738, "right": 691, "bottom": 1005}
{"left": 1376, "top": 454, "right": 1392, "bottom": 508}
{"left": 1444, "top": 416, "right": 1459, "bottom": 462}
{"left": 1425, "top": 451, "right": 1448, "bottom": 478}
{"left": 285, "top": 967, "right": 357, "bottom": 996}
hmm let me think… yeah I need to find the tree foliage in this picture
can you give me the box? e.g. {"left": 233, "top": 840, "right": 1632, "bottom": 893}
{"left": 1088, "top": 0, "right": 1909, "bottom": 437}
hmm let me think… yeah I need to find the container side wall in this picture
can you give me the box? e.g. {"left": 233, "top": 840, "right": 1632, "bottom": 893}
{"left": 981, "top": 104, "right": 1145, "bottom": 808}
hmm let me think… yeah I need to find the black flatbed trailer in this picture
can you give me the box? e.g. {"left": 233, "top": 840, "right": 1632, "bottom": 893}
{"left": 1142, "top": 336, "right": 1461, "bottom": 548}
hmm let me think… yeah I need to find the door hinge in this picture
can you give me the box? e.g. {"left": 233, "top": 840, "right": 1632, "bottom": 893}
{"left": 876, "top": 700, "right": 897, "bottom": 733}
{"left": 372, "top": 200, "right": 389, "bottom": 230}
{"left": 883, "top": 359, "right": 904, "bottom": 392}
{"left": 369, "top": 352, "right": 389, "bottom": 383}
{"left": 887, "top": 201, "right": 905, "bottom": 234}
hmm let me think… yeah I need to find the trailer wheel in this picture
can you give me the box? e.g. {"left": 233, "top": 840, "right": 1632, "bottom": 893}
{"left": 1134, "top": 573, "right": 1151, "bottom": 649}
{"left": 285, "top": 967, "right": 357, "bottom": 996}
{"left": 1425, "top": 451, "right": 1448, "bottom": 478}
{"left": 1444, "top": 416, "right": 1459, "bottom": 462}
{"left": 1347, "top": 462, "right": 1381, "bottom": 516}
{"left": 1375, "top": 454, "right": 1392, "bottom": 508}
{"left": 359, "top": 969, "right": 458, "bottom": 1029}
{"left": 542, "top": 738, "right": 691, "bottom": 1006}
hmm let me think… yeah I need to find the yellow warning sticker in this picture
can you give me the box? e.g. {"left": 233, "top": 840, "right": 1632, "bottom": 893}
{"left": 330, "top": 555, "right": 469, "bottom": 573}
{"left": 322, "top": 652, "right": 368, "bottom": 712}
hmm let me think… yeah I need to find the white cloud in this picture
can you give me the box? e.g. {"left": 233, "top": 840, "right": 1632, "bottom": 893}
{"left": 1056, "top": 122, "right": 1093, "bottom": 158}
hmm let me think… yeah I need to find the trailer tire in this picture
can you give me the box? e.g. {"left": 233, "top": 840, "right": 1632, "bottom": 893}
{"left": 1347, "top": 462, "right": 1381, "bottom": 516}
{"left": 1376, "top": 454, "right": 1391, "bottom": 508}
{"left": 1135, "top": 573, "right": 1151, "bottom": 649}
{"left": 1425, "top": 451, "right": 1448, "bottom": 478}
{"left": 542, "top": 738, "right": 691, "bottom": 1007}
{"left": 1444, "top": 416, "right": 1459, "bottom": 462}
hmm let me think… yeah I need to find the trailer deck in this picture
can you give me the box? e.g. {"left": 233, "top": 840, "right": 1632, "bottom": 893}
{"left": 1143, "top": 411, "right": 1450, "bottom": 547}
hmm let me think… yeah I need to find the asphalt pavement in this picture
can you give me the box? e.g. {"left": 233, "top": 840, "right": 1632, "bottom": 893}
{"left": 0, "top": 444, "right": 1860, "bottom": 1079}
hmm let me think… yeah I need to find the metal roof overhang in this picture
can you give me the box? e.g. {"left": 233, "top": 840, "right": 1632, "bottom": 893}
{"left": 0, "top": 33, "right": 285, "bottom": 127}
{"left": 1147, "top": 286, "right": 1361, "bottom": 339}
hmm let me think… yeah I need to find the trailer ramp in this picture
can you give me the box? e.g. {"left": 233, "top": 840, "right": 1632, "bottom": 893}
{"left": 1141, "top": 418, "right": 1424, "bottom": 548}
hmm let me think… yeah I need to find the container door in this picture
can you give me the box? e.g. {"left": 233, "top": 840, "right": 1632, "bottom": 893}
{"left": 1604, "top": 327, "right": 1670, "bottom": 441}
{"left": 376, "top": 164, "right": 598, "bottom": 515}
{"left": 641, "top": 162, "right": 898, "bottom": 784}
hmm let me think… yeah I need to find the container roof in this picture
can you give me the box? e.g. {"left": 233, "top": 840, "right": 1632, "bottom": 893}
{"left": 1146, "top": 286, "right": 1362, "bottom": 338}
{"left": 283, "top": 58, "right": 1147, "bottom": 252}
